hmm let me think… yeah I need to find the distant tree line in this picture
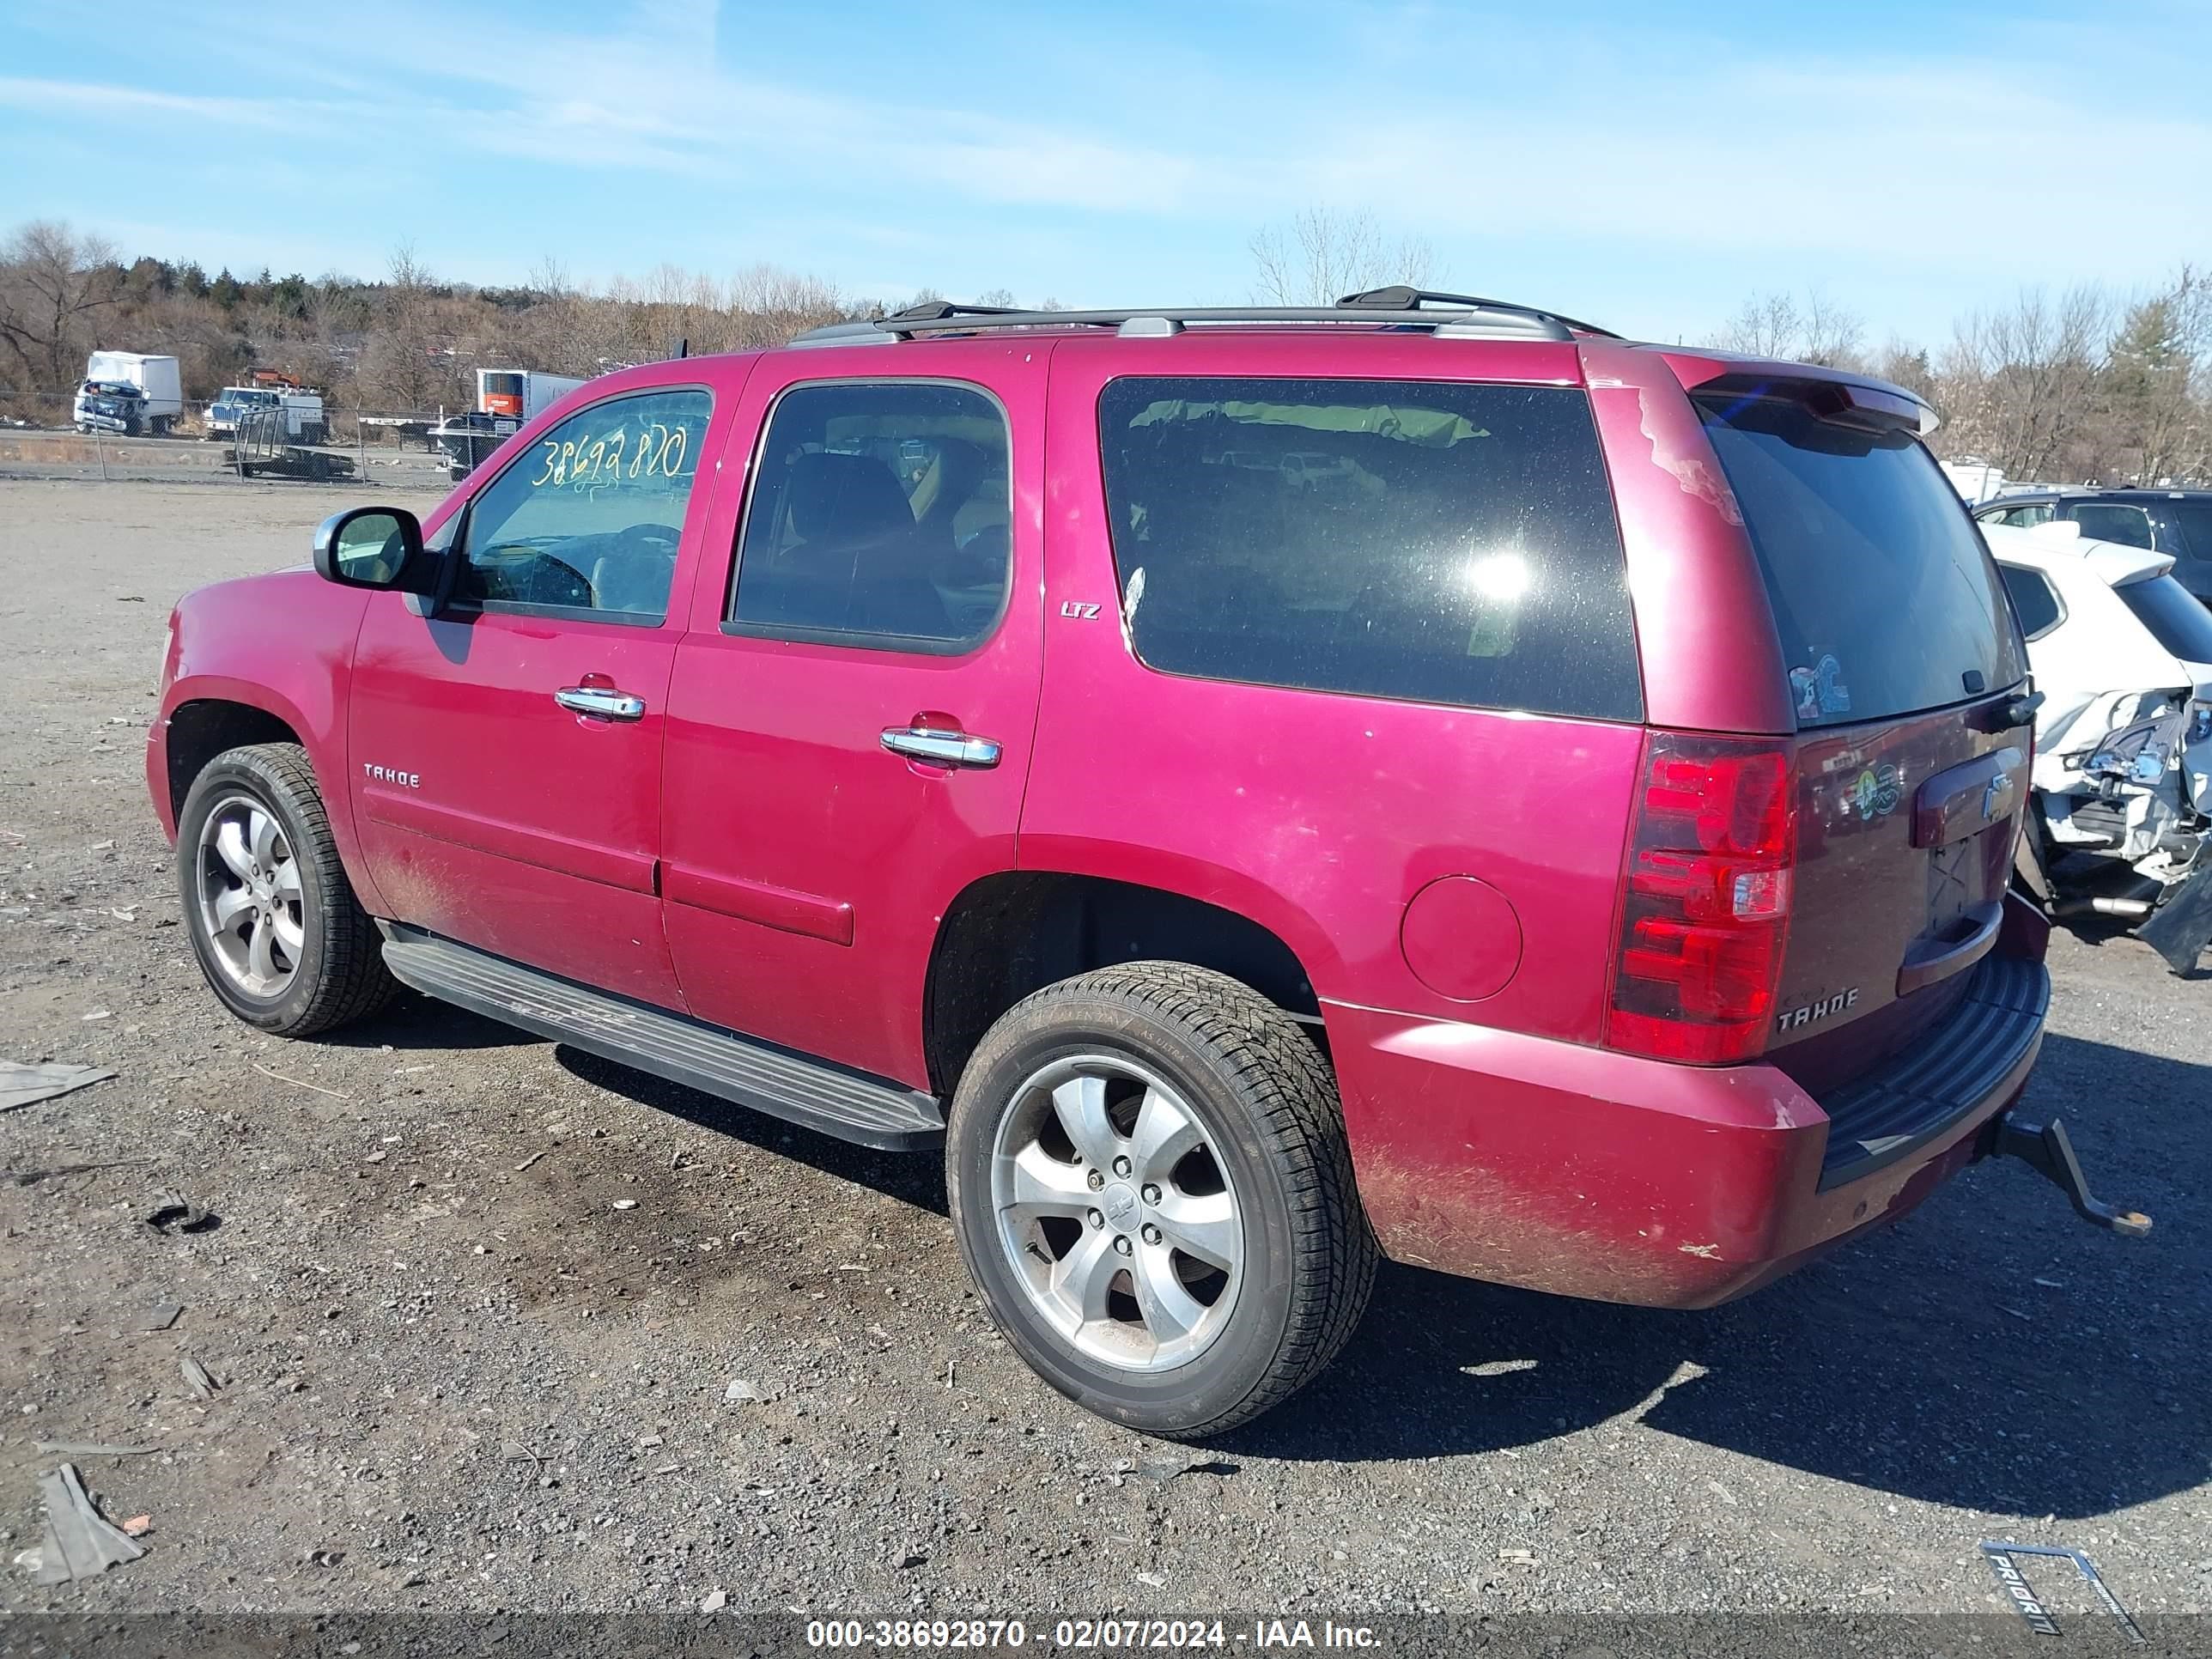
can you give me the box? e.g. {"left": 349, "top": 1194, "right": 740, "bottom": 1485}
{"left": 1715, "top": 275, "right": 2211, "bottom": 486}
{"left": 0, "top": 220, "right": 951, "bottom": 420}
{"left": 3, "top": 213, "right": 2206, "bottom": 487}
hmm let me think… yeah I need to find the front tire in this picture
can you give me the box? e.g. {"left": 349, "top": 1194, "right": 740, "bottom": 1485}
{"left": 176, "top": 743, "right": 397, "bottom": 1036}
{"left": 946, "top": 963, "right": 1376, "bottom": 1437}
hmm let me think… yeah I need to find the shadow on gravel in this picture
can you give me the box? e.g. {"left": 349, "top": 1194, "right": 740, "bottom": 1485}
{"left": 323, "top": 990, "right": 542, "bottom": 1051}
{"left": 555, "top": 1048, "right": 949, "bottom": 1216}
{"left": 1226, "top": 1031, "right": 2206, "bottom": 1520}
{"left": 372, "top": 991, "right": 2203, "bottom": 1521}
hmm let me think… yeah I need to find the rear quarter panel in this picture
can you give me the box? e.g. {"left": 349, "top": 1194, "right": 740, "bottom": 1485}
{"left": 1024, "top": 332, "right": 1644, "bottom": 1039}
{"left": 1578, "top": 340, "right": 1796, "bottom": 735}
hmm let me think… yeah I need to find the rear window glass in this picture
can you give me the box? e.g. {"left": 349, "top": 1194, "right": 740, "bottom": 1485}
{"left": 1697, "top": 393, "right": 2024, "bottom": 726}
{"left": 1096, "top": 377, "right": 1640, "bottom": 720}
{"left": 1997, "top": 562, "right": 2063, "bottom": 638}
{"left": 2118, "top": 574, "right": 2212, "bottom": 664}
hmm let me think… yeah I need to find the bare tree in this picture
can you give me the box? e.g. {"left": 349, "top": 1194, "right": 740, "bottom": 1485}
{"left": 1940, "top": 285, "right": 2111, "bottom": 481}
{"left": 1718, "top": 290, "right": 1802, "bottom": 357}
{"left": 0, "top": 220, "right": 124, "bottom": 393}
{"left": 356, "top": 244, "right": 462, "bottom": 413}
{"left": 1718, "top": 289, "right": 1863, "bottom": 367}
{"left": 1249, "top": 206, "right": 1437, "bottom": 305}
{"left": 725, "top": 263, "right": 848, "bottom": 348}
{"left": 1869, "top": 339, "right": 1939, "bottom": 404}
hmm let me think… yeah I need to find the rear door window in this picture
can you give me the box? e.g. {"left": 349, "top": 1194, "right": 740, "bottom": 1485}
{"left": 2069, "top": 502, "right": 2157, "bottom": 549}
{"left": 2166, "top": 501, "right": 2212, "bottom": 563}
{"left": 1997, "top": 563, "right": 2063, "bottom": 639}
{"left": 1695, "top": 393, "right": 2023, "bottom": 726}
{"left": 1095, "top": 376, "right": 1639, "bottom": 720}
{"left": 730, "top": 380, "right": 1012, "bottom": 650}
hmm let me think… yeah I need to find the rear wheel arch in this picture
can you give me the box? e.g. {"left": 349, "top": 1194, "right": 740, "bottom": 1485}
{"left": 922, "top": 870, "right": 1325, "bottom": 1099}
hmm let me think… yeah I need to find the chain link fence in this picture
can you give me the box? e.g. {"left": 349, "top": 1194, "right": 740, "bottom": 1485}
{"left": 0, "top": 389, "right": 456, "bottom": 489}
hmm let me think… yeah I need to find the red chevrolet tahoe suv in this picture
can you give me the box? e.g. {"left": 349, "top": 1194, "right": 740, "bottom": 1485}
{"left": 149, "top": 289, "right": 2145, "bottom": 1436}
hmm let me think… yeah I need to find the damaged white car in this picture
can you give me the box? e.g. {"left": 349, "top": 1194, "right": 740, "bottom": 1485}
{"left": 1984, "top": 520, "right": 2212, "bottom": 971}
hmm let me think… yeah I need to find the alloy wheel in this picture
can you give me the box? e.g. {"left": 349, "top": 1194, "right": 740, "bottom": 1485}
{"left": 988, "top": 1053, "right": 1243, "bottom": 1371}
{"left": 194, "top": 793, "right": 306, "bottom": 999}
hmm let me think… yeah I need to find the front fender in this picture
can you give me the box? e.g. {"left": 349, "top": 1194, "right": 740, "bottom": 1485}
{"left": 152, "top": 569, "right": 386, "bottom": 915}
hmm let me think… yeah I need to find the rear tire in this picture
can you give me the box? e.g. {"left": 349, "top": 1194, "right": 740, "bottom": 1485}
{"left": 946, "top": 962, "right": 1375, "bottom": 1437}
{"left": 176, "top": 743, "right": 397, "bottom": 1036}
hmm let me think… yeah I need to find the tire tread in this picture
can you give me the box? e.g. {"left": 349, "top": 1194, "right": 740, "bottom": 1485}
{"left": 963, "top": 961, "right": 1376, "bottom": 1437}
{"left": 182, "top": 743, "right": 397, "bottom": 1036}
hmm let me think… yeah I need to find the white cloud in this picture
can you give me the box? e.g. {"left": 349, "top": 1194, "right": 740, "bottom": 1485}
{"left": 0, "top": 76, "right": 304, "bottom": 128}
{"left": 9, "top": 0, "right": 2209, "bottom": 336}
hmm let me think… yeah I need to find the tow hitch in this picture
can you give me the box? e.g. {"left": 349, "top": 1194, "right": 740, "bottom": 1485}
{"left": 1988, "top": 1115, "right": 2153, "bottom": 1236}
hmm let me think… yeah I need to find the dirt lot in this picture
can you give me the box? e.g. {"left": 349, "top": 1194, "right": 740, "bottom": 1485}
{"left": 2, "top": 480, "right": 2207, "bottom": 1629}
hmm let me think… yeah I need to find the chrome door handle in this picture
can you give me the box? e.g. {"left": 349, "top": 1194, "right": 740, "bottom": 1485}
{"left": 880, "top": 726, "right": 1001, "bottom": 769}
{"left": 556, "top": 685, "right": 647, "bottom": 721}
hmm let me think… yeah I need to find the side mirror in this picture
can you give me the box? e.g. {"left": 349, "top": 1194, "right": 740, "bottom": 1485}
{"left": 313, "top": 506, "right": 432, "bottom": 592}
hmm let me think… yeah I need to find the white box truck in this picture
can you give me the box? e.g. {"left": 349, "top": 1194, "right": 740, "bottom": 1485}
{"left": 74, "top": 351, "right": 183, "bottom": 434}
{"left": 477, "top": 368, "right": 584, "bottom": 422}
{"left": 207, "top": 386, "right": 327, "bottom": 444}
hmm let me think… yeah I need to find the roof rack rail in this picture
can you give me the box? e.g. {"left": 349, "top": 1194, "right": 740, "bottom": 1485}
{"left": 790, "top": 293, "right": 1617, "bottom": 347}
{"left": 1336, "top": 286, "right": 1620, "bottom": 340}
{"left": 884, "top": 299, "right": 1028, "bottom": 323}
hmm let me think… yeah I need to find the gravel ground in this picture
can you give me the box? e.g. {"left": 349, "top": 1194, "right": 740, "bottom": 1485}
{"left": 1, "top": 480, "right": 2206, "bottom": 1628}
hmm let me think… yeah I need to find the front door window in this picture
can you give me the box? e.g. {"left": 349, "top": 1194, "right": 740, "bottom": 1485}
{"left": 458, "top": 388, "right": 713, "bottom": 619}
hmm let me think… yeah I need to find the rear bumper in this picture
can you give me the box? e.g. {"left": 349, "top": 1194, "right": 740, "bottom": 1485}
{"left": 1328, "top": 951, "right": 2050, "bottom": 1310}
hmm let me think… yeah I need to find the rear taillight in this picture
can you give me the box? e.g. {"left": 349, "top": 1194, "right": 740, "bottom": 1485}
{"left": 1605, "top": 732, "right": 1797, "bottom": 1065}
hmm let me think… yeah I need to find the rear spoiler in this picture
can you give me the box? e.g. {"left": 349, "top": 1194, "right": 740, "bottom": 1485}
{"left": 1658, "top": 354, "right": 1941, "bottom": 436}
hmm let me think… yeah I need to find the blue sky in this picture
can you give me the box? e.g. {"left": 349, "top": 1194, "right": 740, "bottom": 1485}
{"left": 4, "top": 0, "right": 2209, "bottom": 345}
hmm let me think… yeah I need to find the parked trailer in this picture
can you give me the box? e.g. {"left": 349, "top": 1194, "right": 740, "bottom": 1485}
{"left": 230, "top": 405, "right": 351, "bottom": 480}
{"left": 435, "top": 367, "right": 586, "bottom": 480}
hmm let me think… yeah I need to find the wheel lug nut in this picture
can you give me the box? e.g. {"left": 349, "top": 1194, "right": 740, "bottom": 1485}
{"left": 1086, "top": 1170, "right": 1104, "bottom": 1190}
{"left": 1141, "top": 1184, "right": 1161, "bottom": 1205}
{"left": 1112, "top": 1156, "right": 1133, "bottom": 1178}
{"left": 1113, "top": 1235, "right": 1133, "bottom": 1256}
{"left": 1086, "top": 1208, "right": 1104, "bottom": 1230}
{"left": 1141, "top": 1223, "right": 1162, "bottom": 1246}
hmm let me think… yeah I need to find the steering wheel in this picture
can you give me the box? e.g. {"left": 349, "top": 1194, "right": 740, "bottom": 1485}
{"left": 613, "top": 523, "right": 681, "bottom": 555}
{"left": 475, "top": 543, "right": 594, "bottom": 609}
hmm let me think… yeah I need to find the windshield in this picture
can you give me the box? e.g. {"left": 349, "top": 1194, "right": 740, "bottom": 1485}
{"left": 1698, "top": 392, "right": 2025, "bottom": 726}
{"left": 2118, "top": 574, "right": 2212, "bottom": 665}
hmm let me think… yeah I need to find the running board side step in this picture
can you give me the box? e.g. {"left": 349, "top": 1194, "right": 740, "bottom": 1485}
{"left": 1985, "top": 1115, "right": 2152, "bottom": 1236}
{"left": 380, "top": 928, "right": 945, "bottom": 1152}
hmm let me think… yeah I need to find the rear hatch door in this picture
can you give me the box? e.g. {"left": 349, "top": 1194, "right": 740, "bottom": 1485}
{"left": 1693, "top": 383, "right": 2033, "bottom": 1097}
